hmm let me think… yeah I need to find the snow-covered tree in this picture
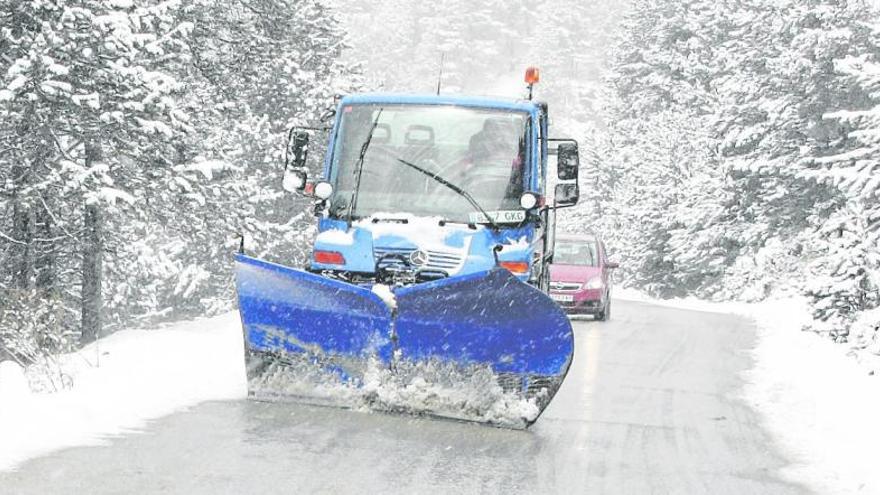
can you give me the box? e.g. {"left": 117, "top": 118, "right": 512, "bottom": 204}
{"left": 142, "top": 0, "right": 358, "bottom": 316}
{"left": 0, "top": 0, "right": 192, "bottom": 344}
{"left": 588, "top": 0, "right": 880, "bottom": 312}
{"left": 577, "top": 0, "right": 735, "bottom": 297}
{"left": 802, "top": 16, "right": 880, "bottom": 339}
{"left": 0, "top": 0, "right": 358, "bottom": 358}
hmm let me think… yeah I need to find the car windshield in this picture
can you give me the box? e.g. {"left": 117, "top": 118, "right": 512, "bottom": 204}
{"left": 554, "top": 240, "right": 598, "bottom": 266}
{"left": 328, "top": 104, "right": 529, "bottom": 224}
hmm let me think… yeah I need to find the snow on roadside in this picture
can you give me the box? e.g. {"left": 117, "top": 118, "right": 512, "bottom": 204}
{"left": 743, "top": 299, "right": 880, "bottom": 495}
{"left": 614, "top": 287, "right": 744, "bottom": 314}
{"left": 616, "top": 289, "right": 880, "bottom": 495}
{"left": 0, "top": 312, "right": 246, "bottom": 472}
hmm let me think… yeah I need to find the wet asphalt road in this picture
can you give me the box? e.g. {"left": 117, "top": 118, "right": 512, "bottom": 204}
{"left": 0, "top": 299, "right": 809, "bottom": 494}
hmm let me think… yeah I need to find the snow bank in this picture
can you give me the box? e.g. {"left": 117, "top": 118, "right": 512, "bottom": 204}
{"left": 743, "top": 298, "right": 880, "bottom": 495}
{"left": 0, "top": 361, "right": 30, "bottom": 399}
{"left": 849, "top": 307, "right": 880, "bottom": 371}
{"left": 615, "top": 287, "right": 744, "bottom": 314}
{"left": 0, "top": 312, "right": 246, "bottom": 472}
{"left": 616, "top": 289, "right": 880, "bottom": 494}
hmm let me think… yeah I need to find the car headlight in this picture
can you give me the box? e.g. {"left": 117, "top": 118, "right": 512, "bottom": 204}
{"left": 584, "top": 277, "right": 604, "bottom": 290}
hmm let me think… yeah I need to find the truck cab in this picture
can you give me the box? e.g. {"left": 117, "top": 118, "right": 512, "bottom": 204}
{"left": 284, "top": 92, "right": 579, "bottom": 290}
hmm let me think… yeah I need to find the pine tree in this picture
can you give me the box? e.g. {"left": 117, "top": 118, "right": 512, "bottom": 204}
{"left": 585, "top": 0, "right": 880, "bottom": 308}
{"left": 803, "top": 13, "right": 880, "bottom": 338}
{"left": 118, "top": 0, "right": 359, "bottom": 317}
{"left": 1, "top": 0, "right": 357, "bottom": 356}
{"left": 582, "top": 0, "right": 734, "bottom": 297}
{"left": 0, "top": 0, "right": 192, "bottom": 346}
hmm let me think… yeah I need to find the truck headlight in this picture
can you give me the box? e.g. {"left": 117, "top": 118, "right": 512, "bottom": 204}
{"left": 584, "top": 277, "right": 604, "bottom": 290}
{"left": 314, "top": 181, "right": 334, "bottom": 200}
{"left": 519, "top": 192, "right": 538, "bottom": 210}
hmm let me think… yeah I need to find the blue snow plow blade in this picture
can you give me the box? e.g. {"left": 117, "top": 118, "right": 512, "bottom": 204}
{"left": 235, "top": 254, "right": 574, "bottom": 428}
{"left": 393, "top": 270, "right": 573, "bottom": 376}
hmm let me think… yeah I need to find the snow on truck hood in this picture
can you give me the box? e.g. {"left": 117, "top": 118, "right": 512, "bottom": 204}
{"left": 354, "top": 214, "right": 473, "bottom": 251}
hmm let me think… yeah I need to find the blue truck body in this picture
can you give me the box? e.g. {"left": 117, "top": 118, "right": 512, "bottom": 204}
{"left": 234, "top": 89, "right": 579, "bottom": 428}
{"left": 311, "top": 93, "right": 549, "bottom": 282}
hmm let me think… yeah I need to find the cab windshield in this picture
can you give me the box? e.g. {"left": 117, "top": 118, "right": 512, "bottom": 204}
{"left": 328, "top": 104, "right": 530, "bottom": 224}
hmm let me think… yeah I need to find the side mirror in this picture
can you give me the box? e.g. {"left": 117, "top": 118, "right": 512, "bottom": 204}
{"left": 282, "top": 128, "right": 311, "bottom": 193}
{"left": 282, "top": 168, "right": 308, "bottom": 192}
{"left": 607, "top": 261, "right": 620, "bottom": 269}
{"left": 288, "top": 130, "right": 310, "bottom": 169}
{"left": 557, "top": 142, "right": 579, "bottom": 181}
{"left": 554, "top": 183, "right": 579, "bottom": 208}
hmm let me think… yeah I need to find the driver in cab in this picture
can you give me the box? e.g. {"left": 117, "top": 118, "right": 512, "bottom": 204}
{"left": 454, "top": 118, "right": 526, "bottom": 202}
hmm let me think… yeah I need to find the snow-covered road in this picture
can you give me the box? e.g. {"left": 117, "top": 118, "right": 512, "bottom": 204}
{"left": 0, "top": 300, "right": 810, "bottom": 494}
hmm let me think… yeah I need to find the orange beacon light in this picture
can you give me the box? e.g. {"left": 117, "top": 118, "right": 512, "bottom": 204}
{"left": 525, "top": 67, "right": 540, "bottom": 99}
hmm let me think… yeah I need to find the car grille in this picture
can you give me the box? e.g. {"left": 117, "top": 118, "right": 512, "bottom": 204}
{"left": 373, "top": 247, "right": 464, "bottom": 272}
{"left": 550, "top": 281, "right": 582, "bottom": 291}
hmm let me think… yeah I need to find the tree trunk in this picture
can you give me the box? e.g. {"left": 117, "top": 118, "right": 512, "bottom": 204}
{"left": 34, "top": 205, "right": 55, "bottom": 294}
{"left": 10, "top": 163, "right": 33, "bottom": 290}
{"left": 81, "top": 143, "right": 104, "bottom": 344}
{"left": 33, "top": 138, "right": 55, "bottom": 296}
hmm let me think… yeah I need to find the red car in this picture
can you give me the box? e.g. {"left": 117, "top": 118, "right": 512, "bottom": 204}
{"left": 549, "top": 234, "right": 618, "bottom": 320}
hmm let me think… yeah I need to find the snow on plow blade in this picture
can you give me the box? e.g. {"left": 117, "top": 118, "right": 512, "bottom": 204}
{"left": 235, "top": 254, "right": 574, "bottom": 428}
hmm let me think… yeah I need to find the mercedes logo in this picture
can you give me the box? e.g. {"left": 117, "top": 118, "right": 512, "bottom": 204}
{"left": 409, "top": 250, "right": 428, "bottom": 266}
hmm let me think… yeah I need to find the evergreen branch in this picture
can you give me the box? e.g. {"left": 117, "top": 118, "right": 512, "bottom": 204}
{"left": 0, "top": 229, "right": 26, "bottom": 245}
{"left": 36, "top": 193, "right": 81, "bottom": 243}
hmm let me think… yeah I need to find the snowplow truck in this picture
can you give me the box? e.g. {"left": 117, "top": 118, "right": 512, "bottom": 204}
{"left": 235, "top": 81, "right": 581, "bottom": 428}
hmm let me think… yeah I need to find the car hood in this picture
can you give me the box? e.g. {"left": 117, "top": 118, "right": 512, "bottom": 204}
{"left": 550, "top": 263, "right": 601, "bottom": 283}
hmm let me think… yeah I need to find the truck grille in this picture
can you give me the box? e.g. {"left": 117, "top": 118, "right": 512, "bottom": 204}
{"left": 373, "top": 247, "right": 464, "bottom": 273}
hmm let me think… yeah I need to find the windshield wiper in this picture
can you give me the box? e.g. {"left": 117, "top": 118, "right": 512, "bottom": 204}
{"left": 346, "top": 108, "right": 384, "bottom": 228}
{"left": 393, "top": 157, "right": 501, "bottom": 231}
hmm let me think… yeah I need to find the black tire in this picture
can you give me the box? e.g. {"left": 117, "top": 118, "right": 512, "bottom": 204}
{"left": 596, "top": 295, "right": 610, "bottom": 321}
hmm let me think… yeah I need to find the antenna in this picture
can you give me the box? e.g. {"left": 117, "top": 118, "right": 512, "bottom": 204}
{"left": 436, "top": 53, "right": 446, "bottom": 95}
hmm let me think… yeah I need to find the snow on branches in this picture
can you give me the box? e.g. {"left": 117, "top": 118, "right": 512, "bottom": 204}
{"left": 589, "top": 0, "right": 880, "bottom": 348}
{"left": 0, "top": 0, "right": 356, "bottom": 353}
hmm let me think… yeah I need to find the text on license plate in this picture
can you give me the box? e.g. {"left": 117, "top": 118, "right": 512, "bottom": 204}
{"left": 468, "top": 210, "right": 527, "bottom": 224}
{"left": 551, "top": 294, "right": 574, "bottom": 302}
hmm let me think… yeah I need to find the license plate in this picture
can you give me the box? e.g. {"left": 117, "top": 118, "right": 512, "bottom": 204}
{"left": 550, "top": 293, "right": 574, "bottom": 302}
{"left": 468, "top": 210, "right": 527, "bottom": 224}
